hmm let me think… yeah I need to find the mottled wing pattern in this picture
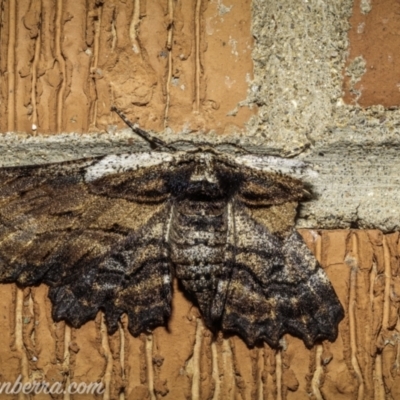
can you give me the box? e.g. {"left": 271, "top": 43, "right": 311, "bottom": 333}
{"left": 112, "top": 205, "right": 173, "bottom": 335}
{"left": 220, "top": 203, "right": 344, "bottom": 348}
{"left": 0, "top": 154, "right": 174, "bottom": 334}
{"left": 0, "top": 148, "right": 344, "bottom": 348}
{"left": 212, "top": 158, "right": 344, "bottom": 348}
{"left": 215, "top": 155, "right": 307, "bottom": 207}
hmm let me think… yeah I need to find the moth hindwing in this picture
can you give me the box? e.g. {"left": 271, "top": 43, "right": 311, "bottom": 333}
{"left": 0, "top": 146, "right": 344, "bottom": 348}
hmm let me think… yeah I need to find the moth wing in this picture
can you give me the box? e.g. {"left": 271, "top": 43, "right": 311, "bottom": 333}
{"left": 111, "top": 205, "right": 173, "bottom": 335}
{"left": 221, "top": 202, "right": 344, "bottom": 348}
{"left": 0, "top": 153, "right": 175, "bottom": 333}
{"left": 236, "top": 170, "right": 305, "bottom": 206}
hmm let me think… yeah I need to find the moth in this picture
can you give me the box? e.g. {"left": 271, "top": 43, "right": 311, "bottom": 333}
{"left": 0, "top": 108, "right": 344, "bottom": 348}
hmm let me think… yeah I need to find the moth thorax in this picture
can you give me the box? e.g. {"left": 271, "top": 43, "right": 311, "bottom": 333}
{"left": 189, "top": 153, "right": 217, "bottom": 183}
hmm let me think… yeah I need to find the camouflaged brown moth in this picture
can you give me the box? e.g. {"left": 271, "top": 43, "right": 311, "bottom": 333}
{"left": 0, "top": 108, "right": 343, "bottom": 348}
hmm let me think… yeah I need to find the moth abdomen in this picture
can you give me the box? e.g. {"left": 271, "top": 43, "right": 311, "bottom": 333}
{"left": 174, "top": 264, "right": 224, "bottom": 287}
{"left": 170, "top": 197, "right": 228, "bottom": 320}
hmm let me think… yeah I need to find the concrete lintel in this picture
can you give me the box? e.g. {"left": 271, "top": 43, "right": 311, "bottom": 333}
{"left": 1, "top": 113, "right": 399, "bottom": 233}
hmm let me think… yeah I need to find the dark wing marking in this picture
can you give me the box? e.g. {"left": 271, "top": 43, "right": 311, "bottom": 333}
{"left": 0, "top": 155, "right": 174, "bottom": 334}
{"left": 112, "top": 205, "right": 173, "bottom": 335}
{"left": 0, "top": 149, "right": 343, "bottom": 349}
{"left": 215, "top": 157, "right": 307, "bottom": 207}
{"left": 221, "top": 201, "right": 344, "bottom": 348}
{"left": 48, "top": 204, "right": 173, "bottom": 334}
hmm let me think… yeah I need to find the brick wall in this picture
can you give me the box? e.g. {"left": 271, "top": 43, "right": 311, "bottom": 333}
{"left": 1, "top": 231, "right": 399, "bottom": 399}
{"left": 1, "top": 0, "right": 400, "bottom": 399}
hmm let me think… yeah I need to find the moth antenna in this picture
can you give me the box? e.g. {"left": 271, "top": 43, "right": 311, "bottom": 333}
{"left": 164, "top": 139, "right": 251, "bottom": 155}
{"left": 111, "top": 106, "right": 176, "bottom": 151}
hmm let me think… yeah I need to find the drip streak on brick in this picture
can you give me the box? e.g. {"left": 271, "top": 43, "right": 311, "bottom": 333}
{"left": 374, "top": 351, "right": 385, "bottom": 400}
{"left": 349, "top": 233, "right": 365, "bottom": 400}
{"left": 192, "top": 317, "right": 204, "bottom": 400}
{"left": 90, "top": 3, "right": 102, "bottom": 129}
{"left": 275, "top": 349, "right": 282, "bottom": 400}
{"left": 119, "top": 323, "right": 126, "bottom": 400}
{"left": 382, "top": 237, "right": 391, "bottom": 330}
{"left": 129, "top": 0, "right": 141, "bottom": 53}
{"left": 15, "top": 287, "right": 29, "bottom": 400}
{"left": 312, "top": 346, "right": 323, "bottom": 400}
{"left": 145, "top": 334, "right": 156, "bottom": 400}
{"left": 194, "top": 0, "right": 201, "bottom": 112}
{"left": 31, "top": 24, "right": 41, "bottom": 132}
{"left": 211, "top": 341, "right": 221, "bottom": 399}
{"left": 222, "top": 339, "right": 235, "bottom": 399}
{"left": 63, "top": 325, "right": 71, "bottom": 400}
{"left": 373, "top": 237, "right": 393, "bottom": 397}
{"left": 256, "top": 348, "right": 264, "bottom": 399}
{"left": 55, "top": 0, "right": 66, "bottom": 132}
{"left": 395, "top": 341, "right": 400, "bottom": 382}
{"left": 311, "top": 232, "right": 324, "bottom": 399}
{"left": 111, "top": 12, "right": 117, "bottom": 51}
{"left": 22, "top": 289, "right": 36, "bottom": 365}
{"left": 370, "top": 259, "right": 384, "bottom": 400}
{"left": 262, "top": 345, "right": 276, "bottom": 399}
{"left": 7, "top": 0, "right": 16, "bottom": 131}
{"left": 164, "top": 0, "right": 174, "bottom": 127}
{"left": 369, "top": 260, "right": 377, "bottom": 305}
{"left": 101, "top": 314, "right": 113, "bottom": 400}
